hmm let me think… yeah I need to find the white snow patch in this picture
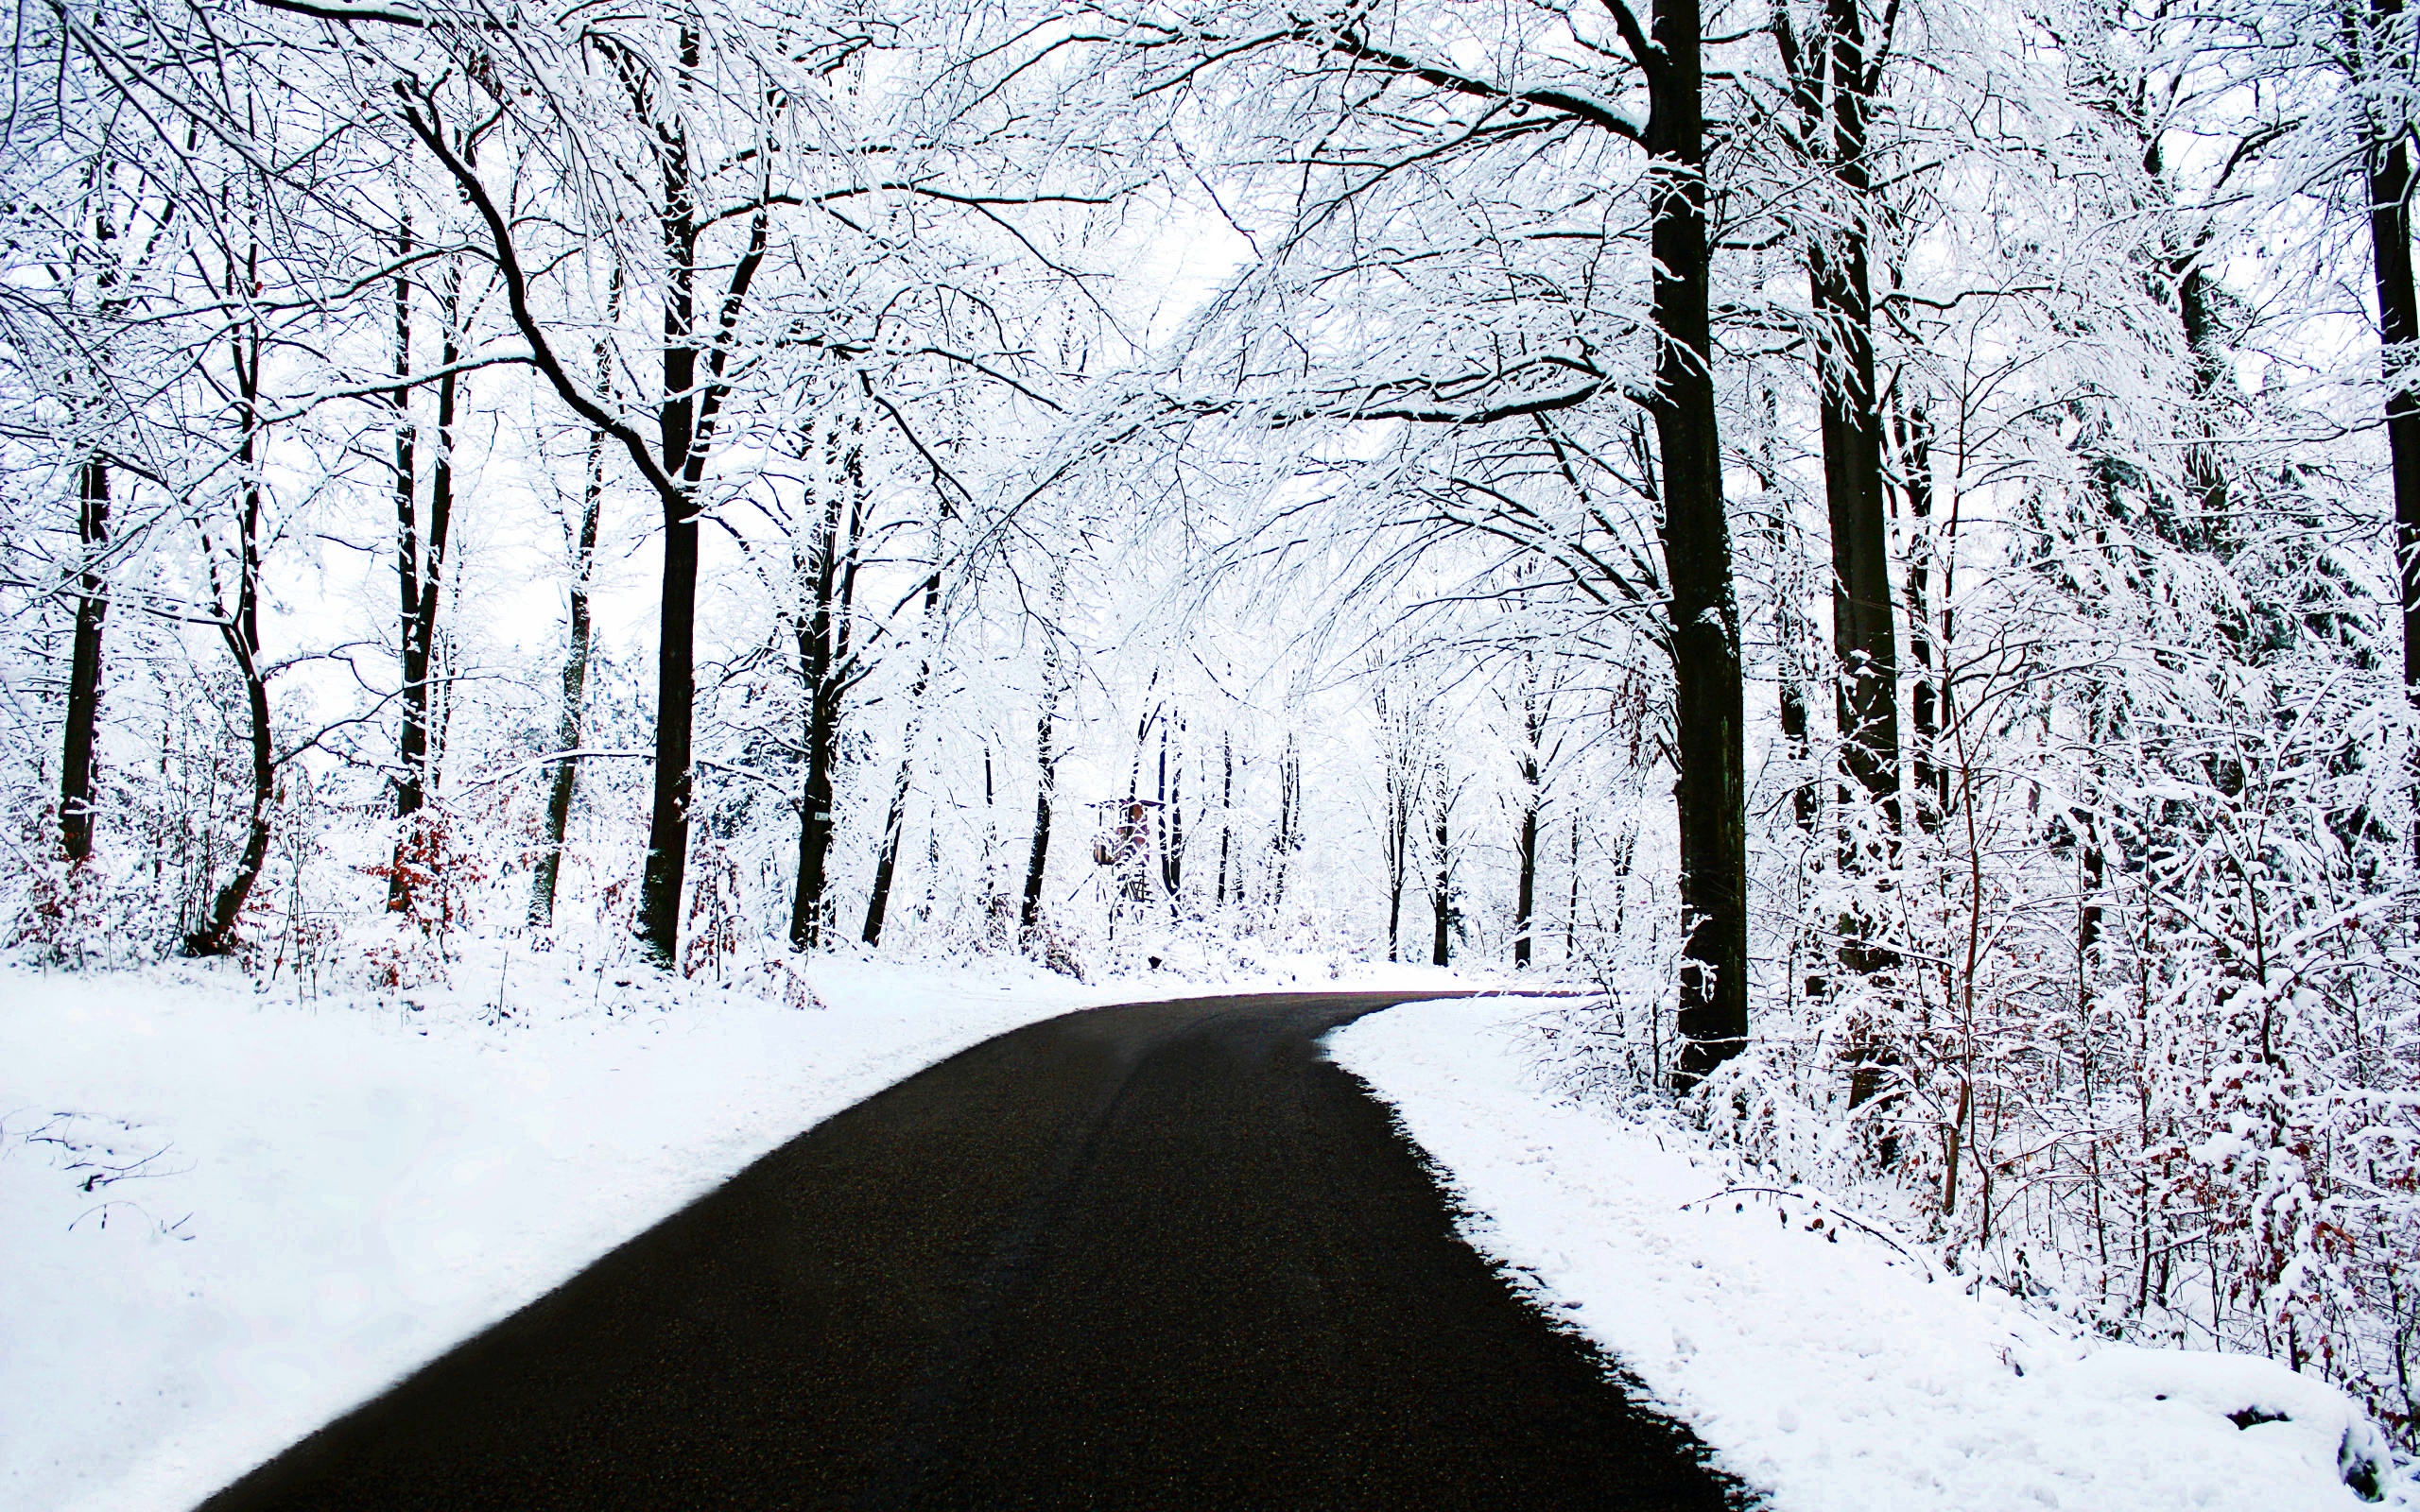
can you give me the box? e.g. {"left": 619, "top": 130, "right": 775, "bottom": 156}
{"left": 2, "top": 949, "right": 1455, "bottom": 1512}
{"left": 1326, "top": 996, "right": 2407, "bottom": 1512}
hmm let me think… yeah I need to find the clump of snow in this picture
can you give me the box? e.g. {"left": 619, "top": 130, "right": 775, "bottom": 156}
{"left": 1326, "top": 997, "right": 2408, "bottom": 1512}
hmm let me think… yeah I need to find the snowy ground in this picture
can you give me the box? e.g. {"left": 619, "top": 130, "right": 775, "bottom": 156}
{"left": 1328, "top": 997, "right": 2407, "bottom": 1512}
{"left": 1, "top": 942, "right": 1453, "bottom": 1512}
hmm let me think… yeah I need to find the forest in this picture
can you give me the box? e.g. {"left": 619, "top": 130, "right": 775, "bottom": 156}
{"left": 4, "top": 0, "right": 2418, "bottom": 1460}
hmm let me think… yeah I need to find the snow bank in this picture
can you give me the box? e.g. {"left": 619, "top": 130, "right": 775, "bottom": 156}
{"left": 0, "top": 947, "right": 1116, "bottom": 1512}
{"left": 1326, "top": 997, "right": 2407, "bottom": 1512}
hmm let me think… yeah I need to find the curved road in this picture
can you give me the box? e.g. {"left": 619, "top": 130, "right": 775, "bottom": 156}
{"left": 201, "top": 990, "right": 1745, "bottom": 1510}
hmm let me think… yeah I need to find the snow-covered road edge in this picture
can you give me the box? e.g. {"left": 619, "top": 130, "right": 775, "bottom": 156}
{"left": 1327, "top": 996, "right": 2408, "bottom": 1512}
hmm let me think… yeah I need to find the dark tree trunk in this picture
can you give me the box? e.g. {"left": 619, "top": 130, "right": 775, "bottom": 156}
{"left": 1565, "top": 812, "right": 1582, "bottom": 961}
{"left": 1019, "top": 564, "right": 1068, "bottom": 940}
{"left": 791, "top": 438, "right": 862, "bottom": 952}
{"left": 1779, "top": 592, "right": 1816, "bottom": 833}
{"left": 2368, "top": 64, "right": 2420, "bottom": 855}
{"left": 188, "top": 317, "right": 271, "bottom": 957}
{"left": 527, "top": 433, "right": 599, "bottom": 927}
{"left": 1784, "top": 0, "right": 1900, "bottom": 1037}
{"left": 863, "top": 567, "right": 942, "bottom": 948}
{"left": 1646, "top": 0, "right": 1749, "bottom": 1088}
{"left": 1514, "top": 750, "right": 1538, "bottom": 970}
{"left": 61, "top": 456, "right": 109, "bottom": 863}
{"left": 1273, "top": 736, "right": 1300, "bottom": 906}
{"left": 528, "top": 281, "right": 617, "bottom": 930}
{"left": 1896, "top": 403, "right": 1945, "bottom": 830}
{"left": 1430, "top": 784, "right": 1451, "bottom": 967}
{"left": 397, "top": 46, "right": 767, "bottom": 971}
{"left": 1798, "top": 0, "right": 1901, "bottom": 851}
{"left": 1160, "top": 721, "right": 1184, "bottom": 905}
{"left": 637, "top": 95, "right": 703, "bottom": 968}
{"left": 390, "top": 267, "right": 459, "bottom": 911}
{"left": 1215, "top": 733, "right": 1233, "bottom": 907}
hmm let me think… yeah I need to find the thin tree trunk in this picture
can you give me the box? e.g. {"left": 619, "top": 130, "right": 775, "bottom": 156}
{"left": 1215, "top": 732, "right": 1233, "bottom": 907}
{"left": 1566, "top": 812, "right": 1582, "bottom": 961}
{"left": 528, "top": 270, "right": 618, "bottom": 929}
{"left": 61, "top": 456, "right": 109, "bottom": 863}
{"left": 1161, "top": 719, "right": 1184, "bottom": 905}
{"left": 390, "top": 264, "right": 459, "bottom": 911}
{"left": 528, "top": 428, "right": 603, "bottom": 928}
{"left": 1430, "top": 780, "right": 1452, "bottom": 967}
{"left": 1514, "top": 751, "right": 1539, "bottom": 969}
{"left": 863, "top": 553, "right": 942, "bottom": 947}
{"left": 1646, "top": 0, "right": 1749, "bottom": 1088}
{"left": 1896, "top": 402, "right": 1945, "bottom": 829}
{"left": 1273, "top": 736, "right": 1299, "bottom": 906}
{"left": 1019, "top": 560, "right": 1069, "bottom": 940}
{"left": 188, "top": 312, "right": 271, "bottom": 957}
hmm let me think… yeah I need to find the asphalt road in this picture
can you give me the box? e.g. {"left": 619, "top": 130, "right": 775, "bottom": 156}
{"left": 199, "top": 989, "right": 1747, "bottom": 1510}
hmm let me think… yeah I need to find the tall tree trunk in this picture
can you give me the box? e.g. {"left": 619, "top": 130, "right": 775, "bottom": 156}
{"left": 636, "top": 78, "right": 703, "bottom": 968}
{"left": 397, "top": 54, "right": 767, "bottom": 971}
{"left": 1785, "top": 0, "right": 1900, "bottom": 1023}
{"left": 1896, "top": 401, "right": 1945, "bottom": 830}
{"left": 791, "top": 432, "right": 862, "bottom": 952}
{"left": 390, "top": 265, "right": 459, "bottom": 911}
{"left": 1215, "top": 732, "right": 1233, "bottom": 907}
{"left": 2367, "top": 39, "right": 2420, "bottom": 857}
{"left": 1430, "top": 779, "right": 1452, "bottom": 967}
{"left": 1647, "top": 0, "right": 1749, "bottom": 1088}
{"left": 863, "top": 564, "right": 942, "bottom": 947}
{"left": 188, "top": 314, "right": 271, "bottom": 957}
{"left": 1019, "top": 559, "right": 1069, "bottom": 940}
{"left": 1160, "top": 720, "right": 1184, "bottom": 904}
{"left": 1566, "top": 811, "right": 1582, "bottom": 961}
{"left": 1514, "top": 748, "right": 1539, "bottom": 970}
{"left": 528, "top": 426, "right": 603, "bottom": 928}
{"left": 1273, "top": 736, "right": 1300, "bottom": 906}
{"left": 61, "top": 456, "right": 109, "bottom": 863}
{"left": 527, "top": 268, "right": 619, "bottom": 929}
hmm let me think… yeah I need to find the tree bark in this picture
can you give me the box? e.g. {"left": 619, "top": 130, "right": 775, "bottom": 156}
{"left": 2367, "top": 43, "right": 2420, "bottom": 856}
{"left": 863, "top": 565, "right": 942, "bottom": 947}
{"left": 61, "top": 456, "right": 109, "bottom": 863}
{"left": 187, "top": 315, "right": 271, "bottom": 957}
{"left": 1429, "top": 778, "right": 1452, "bottom": 967}
{"left": 528, "top": 425, "right": 603, "bottom": 928}
{"left": 528, "top": 270, "right": 618, "bottom": 930}
{"left": 1647, "top": 0, "right": 1750, "bottom": 1088}
{"left": 1018, "top": 560, "right": 1069, "bottom": 940}
{"left": 1895, "top": 401, "right": 1945, "bottom": 830}
{"left": 791, "top": 430, "right": 862, "bottom": 952}
{"left": 389, "top": 263, "right": 458, "bottom": 911}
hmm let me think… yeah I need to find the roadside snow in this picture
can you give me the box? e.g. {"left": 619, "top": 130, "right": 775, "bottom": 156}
{"left": 1327, "top": 997, "right": 2407, "bottom": 1512}
{"left": 6, "top": 946, "right": 1392, "bottom": 1512}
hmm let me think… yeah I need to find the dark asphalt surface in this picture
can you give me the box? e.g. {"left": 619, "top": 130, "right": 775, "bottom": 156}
{"left": 199, "top": 989, "right": 1748, "bottom": 1511}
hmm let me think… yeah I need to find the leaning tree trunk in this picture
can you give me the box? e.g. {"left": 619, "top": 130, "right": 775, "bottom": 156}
{"left": 188, "top": 319, "right": 272, "bottom": 956}
{"left": 1647, "top": 0, "right": 1749, "bottom": 1089}
{"left": 528, "top": 423, "right": 604, "bottom": 928}
{"left": 60, "top": 455, "right": 109, "bottom": 862}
